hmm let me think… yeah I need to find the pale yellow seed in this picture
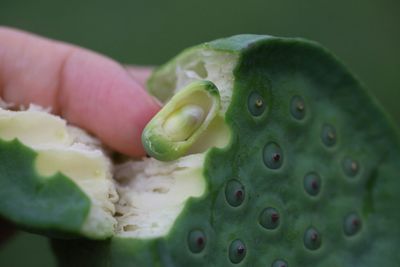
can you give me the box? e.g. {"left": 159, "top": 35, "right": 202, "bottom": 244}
{"left": 163, "top": 104, "right": 205, "bottom": 142}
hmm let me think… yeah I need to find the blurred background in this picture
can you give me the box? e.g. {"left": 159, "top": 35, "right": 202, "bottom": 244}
{"left": 0, "top": 0, "right": 399, "bottom": 266}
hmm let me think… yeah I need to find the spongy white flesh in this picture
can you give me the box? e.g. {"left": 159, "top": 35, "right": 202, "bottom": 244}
{"left": 0, "top": 106, "right": 118, "bottom": 239}
{"left": 114, "top": 154, "right": 205, "bottom": 238}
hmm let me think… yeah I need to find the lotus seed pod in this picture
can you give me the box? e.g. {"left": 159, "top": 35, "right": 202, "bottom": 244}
{"left": 1, "top": 35, "right": 400, "bottom": 266}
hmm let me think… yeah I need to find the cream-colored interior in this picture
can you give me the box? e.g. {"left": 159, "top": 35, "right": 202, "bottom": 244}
{"left": 154, "top": 49, "right": 238, "bottom": 154}
{"left": 0, "top": 49, "right": 237, "bottom": 239}
{"left": 114, "top": 154, "right": 205, "bottom": 238}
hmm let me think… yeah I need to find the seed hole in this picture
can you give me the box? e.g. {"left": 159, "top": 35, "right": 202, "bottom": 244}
{"left": 290, "top": 95, "right": 306, "bottom": 120}
{"left": 188, "top": 229, "right": 206, "bottom": 253}
{"left": 259, "top": 207, "right": 280, "bottom": 230}
{"left": 248, "top": 91, "right": 266, "bottom": 117}
{"left": 225, "top": 180, "right": 245, "bottom": 207}
{"left": 229, "top": 239, "right": 246, "bottom": 264}
{"left": 263, "top": 142, "right": 284, "bottom": 169}
{"left": 304, "top": 172, "right": 321, "bottom": 196}
{"left": 304, "top": 227, "right": 322, "bottom": 250}
{"left": 344, "top": 213, "right": 362, "bottom": 236}
{"left": 321, "top": 124, "right": 337, "bottom": 147}
{"left": 342, "top": 158, "right": 359, "bottom": 177}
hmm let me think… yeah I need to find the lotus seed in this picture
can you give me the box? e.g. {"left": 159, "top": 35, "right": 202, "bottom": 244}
{"left": 163, "top": 104, "right": 205, "bottom": 142}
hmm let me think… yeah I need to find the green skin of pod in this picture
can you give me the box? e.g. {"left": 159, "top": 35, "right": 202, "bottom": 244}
{"left": 2, "top": 35, "right": 400, "bottom": 266}
{"left": 0, "top": 139, "right": 91, "bottom": 239}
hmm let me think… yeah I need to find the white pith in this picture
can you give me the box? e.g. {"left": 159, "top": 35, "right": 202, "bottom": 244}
{"left": 159, "top": 49, "right": 238, "bottom": 154}
{"left": 174, "top": 50, "right": 238, "bottom": 114}
{"left": 0, "top": 49, "right": 237, "bottom": 239}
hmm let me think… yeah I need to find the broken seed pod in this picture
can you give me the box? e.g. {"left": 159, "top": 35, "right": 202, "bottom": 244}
{"left": 1, "top": 34, "right": 400, "bottom": 266}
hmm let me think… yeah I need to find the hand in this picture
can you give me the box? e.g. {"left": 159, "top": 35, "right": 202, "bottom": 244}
{"left": 0, "top": 26, "right": 161, "bottom": 156}
{"left": 0, "top": 26, "right": 161, "bottom": 245}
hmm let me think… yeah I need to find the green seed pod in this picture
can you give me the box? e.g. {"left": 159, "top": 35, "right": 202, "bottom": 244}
{"left": 1, "top": 34, "right": 400, "bottom": 266}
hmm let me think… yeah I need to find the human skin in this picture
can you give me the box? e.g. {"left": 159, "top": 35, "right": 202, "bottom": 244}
{"left": 0, "top": 26, "right": 161, "bottom": 156}
{"left": 0, "top": 26, "right": 161, "bottom": 244}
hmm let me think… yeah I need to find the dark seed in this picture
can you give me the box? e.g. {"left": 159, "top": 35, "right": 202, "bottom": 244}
{"left": 259, "top": 207, "right": 280, "bottom": 230}
{"left": 188, "top": 230, "right": 206, "bottom": 253}
{"left": 248, "top": 91, "right": 266, "bottom": 117}
{"left": 225, "top": 180, "right": 245, "bottom": 207}
{"left": 290, "top": 95, "right": 306, "bottom": 120}
{"left": 304, "top": 172, "right": 321, "bottom": 196}
{"left": 263, "top": 142, "right": 284, "bottom": 169}
{"left": 229, "top": 239, "right": 246, "bottom": 264}
{"left": 321, "top": 124, "right": 337, "bottom": 147}
{"left": 197, "top": 237, "right": 204, "bottom": 246}
{"left": 344, "top": 213, "right": 362, "bottom": 236}
{"left": 304, "top": 227, "right": 322, "bottom": 250}
{"left": 273, "top": 153, "right": 281, "bottom": 162}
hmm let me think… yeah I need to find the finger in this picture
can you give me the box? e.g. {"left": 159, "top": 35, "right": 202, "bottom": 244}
{"left": 125, "top": 65, "right": 154, "bottom": 87}
{"left": 0, "top": 27, "right": 160, "bottom": 156}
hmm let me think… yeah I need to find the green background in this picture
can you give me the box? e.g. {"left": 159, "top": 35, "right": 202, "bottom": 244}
{"left": 0, "top": 0, "right": 399, "bottom": 266}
